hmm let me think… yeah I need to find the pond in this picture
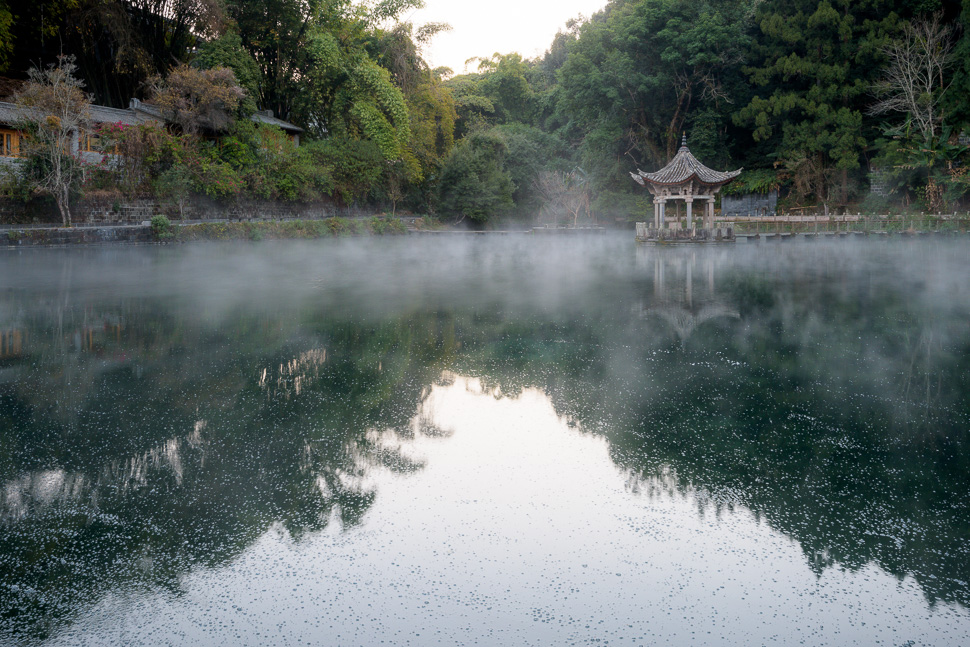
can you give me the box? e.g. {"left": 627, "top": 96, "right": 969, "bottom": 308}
{"left": 1, "top": 235, "right": 969, "bottom": 646}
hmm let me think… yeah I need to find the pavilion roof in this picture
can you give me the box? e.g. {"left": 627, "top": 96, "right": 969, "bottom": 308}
{"left": 632, "top": 136, "right": 742, "bottom": 187}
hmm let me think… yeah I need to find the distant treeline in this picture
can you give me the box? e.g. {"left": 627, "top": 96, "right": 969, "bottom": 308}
{"left": 1, "top": 0, "right": 968, "bottom": 223}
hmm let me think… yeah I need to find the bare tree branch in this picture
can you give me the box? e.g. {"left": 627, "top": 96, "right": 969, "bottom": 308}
{"left": 11, "top": 56, "right": 92, "bottom": 227}
{"left": 533, "top": 170, "right": 591, "bottom": 226}
{"left": 871, "top": 13, "right": 954, "bottom": 140}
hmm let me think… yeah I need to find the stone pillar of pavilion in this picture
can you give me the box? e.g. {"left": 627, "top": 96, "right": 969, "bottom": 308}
{"left": 653, "top": 197, "right": 667, "bottom": 228}
{"left": 631, "top": 135, "right": 742, "bottom": 236}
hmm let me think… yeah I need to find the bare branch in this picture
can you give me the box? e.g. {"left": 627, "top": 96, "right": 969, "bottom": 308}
{"left": 533, "top": 170, "right": 591, "bottom": 226}
{"left": 870, "top": 13, "right": 954, "bottom": 140}
{"left": 10, "top": 56, "right": 93, "bottom": 226}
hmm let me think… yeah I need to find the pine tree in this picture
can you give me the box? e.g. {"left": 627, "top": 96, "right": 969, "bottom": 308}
{"left": 736, "top": 0, "right": 905, "bottom": 209}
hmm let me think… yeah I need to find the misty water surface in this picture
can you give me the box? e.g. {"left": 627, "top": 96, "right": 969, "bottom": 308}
{"left": 1, "top": 235, "right": 969, "bottom": 646}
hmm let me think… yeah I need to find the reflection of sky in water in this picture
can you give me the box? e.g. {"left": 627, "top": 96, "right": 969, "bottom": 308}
{"left": 45, "top": 375, "right": 969, "bottom": 646}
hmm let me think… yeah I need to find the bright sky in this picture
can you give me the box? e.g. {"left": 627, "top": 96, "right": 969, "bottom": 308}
{"left": 410, "top": 1, "right": 609, "bottom": 75}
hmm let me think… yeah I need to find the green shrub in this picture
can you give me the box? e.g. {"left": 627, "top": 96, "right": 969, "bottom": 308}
{"left": 858, "top": 193, "right": 891, "bottom": 215}
{"left": 369, "top": 215, "right": 388, "bottom": 234}
{"left": 246, "top": 222, "right": 263, "bottom": 241}
{"left": 722, "top": 169, "right": 784, "bottom": 196}
{"left": 305, "top": 139, "right": 384, "bottom": 203}
{"left": 369, "top": 216, "right": 407, "bottom": 235}
{"left": 150, "top": 214, "right": 175, "bottom": 241}
{"left": 437, "top": 131, "right": 514, "bottom": 223}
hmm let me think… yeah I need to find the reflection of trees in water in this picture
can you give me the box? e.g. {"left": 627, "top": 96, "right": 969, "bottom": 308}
{"left": 2, "top": 243, "right": 970, "bottom": 640}
{"left": 0, "top": 300, "right": 457, "bottom": 643}
{"left": 458, "top": 247, "right": 970, "bottom": 609}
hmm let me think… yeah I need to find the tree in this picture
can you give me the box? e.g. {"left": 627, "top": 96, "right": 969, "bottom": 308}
{"left": 445, "top": 53, "right": 541, "bottom": 139}
{"left": 871, "top": 13, "right": 955, "bottom": 140}
{"left": 3, "top": 0, "right": 225, "bottom": 106}
{"left": 0, "top": 0, "right": 12, "bottom": 72}
{"left": 534, "top": 169, "right": 591, "bottom": 226}
{"left": 368, "top": 21, "right": 457, "bottom": 210}
{"left": 944, "top": 1, "right": 970, "bottom": 128}
{"left": 553, "top": 0, "right": 754, "bottom": 199}
{"left": 736, "top": 0, "right": 904, "bottom": 210}
{"left": 437, "top": 130, "right": 514, "bottom": 223}
{"left": 193, "top": 30, "right": 261, "bottom": 116}
{"left": 474, "top": 53, "right": 537, "bottom": 126}
{"left": 155, "top": 165, "right": 193, "bottom": 219}
{"left": 11, "top": 57, "right": 92, "bottom": 227}
{"left": 149, "top": 65, "right": 246, "bottom": 135}
{"left": 303, "top": 40, "right": 411, "bottom": 157}
{"left": 229, "top": 0, "right": 421, "bottom": 128}
{"left": 493, "top": 123, "right": 571, "bottom": 218}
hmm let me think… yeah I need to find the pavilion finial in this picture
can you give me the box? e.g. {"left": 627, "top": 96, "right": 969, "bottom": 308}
{"left": 680, "top": 132, "right": 688, "bottom": 150}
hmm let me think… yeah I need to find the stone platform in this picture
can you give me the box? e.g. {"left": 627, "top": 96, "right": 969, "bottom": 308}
{"left": 635, "top": 224, "right": 734, "bottom": 243}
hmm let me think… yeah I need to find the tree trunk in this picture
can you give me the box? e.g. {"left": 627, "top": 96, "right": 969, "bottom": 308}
{"left": 57, "top": 187, "right": 72, "bottom": 227}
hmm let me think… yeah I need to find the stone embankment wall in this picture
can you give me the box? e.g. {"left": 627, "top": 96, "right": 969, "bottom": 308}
{"left": 1, "top": 225, "right": 154, "bottom": 247}
{"left": 1, "top": 216, "right": 416, "bottom": 247}
{"left": 0, "top": 196, "right": 375, "bottom": 226}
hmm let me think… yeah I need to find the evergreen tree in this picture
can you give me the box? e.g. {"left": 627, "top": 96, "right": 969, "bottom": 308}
{"left": 735, "top": 0, "right": 907, "bottom": 208}
{"left": 437, "top": 131, "right": 515, "bottom": 223}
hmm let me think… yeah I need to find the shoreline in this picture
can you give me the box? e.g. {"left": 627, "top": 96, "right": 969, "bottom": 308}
{"left": 0, "top": 217, "right": 412, "bottom": 248}
{"left": 3, "top": 219, "right": 969, "bottom": 249}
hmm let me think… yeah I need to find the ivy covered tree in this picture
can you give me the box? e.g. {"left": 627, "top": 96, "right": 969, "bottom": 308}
{"left": 368, "top": 21, "right": 457, "bottom": 210}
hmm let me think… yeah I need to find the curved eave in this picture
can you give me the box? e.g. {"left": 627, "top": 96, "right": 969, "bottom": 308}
{"left": 642, "top": 170, "right": 743, "bottom": 187}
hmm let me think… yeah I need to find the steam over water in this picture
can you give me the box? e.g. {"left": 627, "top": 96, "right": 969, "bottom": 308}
{"left": 1, "top": 235, "right": 969, "bottom": 645}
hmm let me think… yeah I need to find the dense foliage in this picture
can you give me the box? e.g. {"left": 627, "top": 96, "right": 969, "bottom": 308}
{"left": 1, "top": 0, "right": 969, "bottom": 223}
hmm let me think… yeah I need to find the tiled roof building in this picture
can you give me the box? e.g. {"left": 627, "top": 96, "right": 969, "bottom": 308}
{"left": 632, "top": 135, "right": 742, "bottom": 233}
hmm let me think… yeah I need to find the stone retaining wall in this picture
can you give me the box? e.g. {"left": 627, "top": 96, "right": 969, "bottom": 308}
{"left": 0, "top": 225, "right": 154, "bottom": 247}
{"left": 0, "top": 197, "right": 377, "bottom": 226}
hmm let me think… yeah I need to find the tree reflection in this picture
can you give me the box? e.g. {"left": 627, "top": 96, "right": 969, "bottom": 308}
{"left": 566, "top": 247, "right": 970, "bottom": 608}
{"left": 0, "top": 295, "right": 456, "bottom": 643}
{"left": 1, "top": 241, "right": 969, "bottom": 643}
{"left": 444, "top": 245, "right": 970, "bottom": 608}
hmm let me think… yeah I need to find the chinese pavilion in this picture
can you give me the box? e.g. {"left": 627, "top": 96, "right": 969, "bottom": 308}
{"left": 631, "top": 135, "right": 742, "bottom": 237}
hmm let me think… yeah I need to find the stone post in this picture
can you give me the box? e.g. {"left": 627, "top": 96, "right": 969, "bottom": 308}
{"left": 685, "top": 197, "right": 694, "bottom": 232}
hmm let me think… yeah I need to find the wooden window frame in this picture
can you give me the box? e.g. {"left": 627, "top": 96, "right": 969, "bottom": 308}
{"left": 0, "top": 128, "right": 21, "bottom": 158}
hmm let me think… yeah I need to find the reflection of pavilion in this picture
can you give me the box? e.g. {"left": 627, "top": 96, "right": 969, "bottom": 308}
{"left": 637, "top": 248, "right": 739, "bottom": 343}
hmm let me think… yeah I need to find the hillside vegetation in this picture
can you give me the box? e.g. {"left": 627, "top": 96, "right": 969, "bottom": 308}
{"left": 1, "top": 0, "right": 968, "bottom": 224}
